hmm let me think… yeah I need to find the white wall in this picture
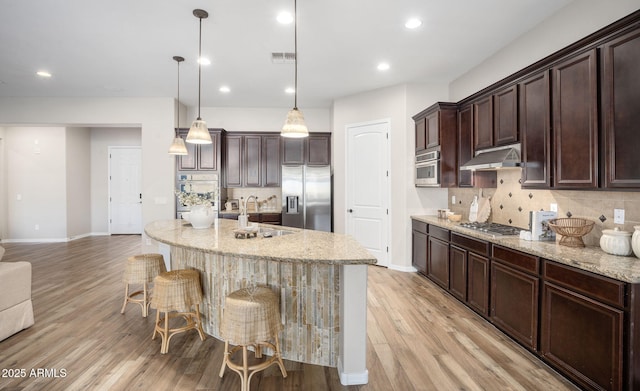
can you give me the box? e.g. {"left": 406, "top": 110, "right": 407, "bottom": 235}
{"left": 66, "top": 127, "right": 91, "bottom": 240}
{"left": 332, "top": 82, "right": 449, "bottom": 271}
{"left": 0, "top": 128, "right": 6, "bottom": 239}
{"left": 450, "top": 0, "right": 640, "bottom": 101}
{"left": 90, "top": 127, "right": 141, "bottom": 234}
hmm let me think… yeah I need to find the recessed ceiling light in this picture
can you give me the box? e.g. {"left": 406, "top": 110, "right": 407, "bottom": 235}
{"left": 377, "top": 63, "right": 390, "bottom": 71}
{"left": 219, "top": 86, "right": 230, "bottom": 93}
{"left": 285, "top": 87, "right": 295, "bottom": 94}
{"left": 405, "top": 18, "right": 422, "bottom": 29}
{"left": 277, "top": 11, "right": 293, "bottom": 24}
{"left": 36, "top": 71, "right": 52, "bottom": 78}
{"left": 198, "top": 57, "right": 211, "bottom": 66}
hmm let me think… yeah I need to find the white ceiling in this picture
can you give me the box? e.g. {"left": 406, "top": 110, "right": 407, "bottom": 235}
{"left": 0, "top": 0, "right": 572, "bottom": 109}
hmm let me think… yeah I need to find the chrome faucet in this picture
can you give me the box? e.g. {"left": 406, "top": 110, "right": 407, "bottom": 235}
{"left": 242, "top": 195, "right": 258, "bottom": 215}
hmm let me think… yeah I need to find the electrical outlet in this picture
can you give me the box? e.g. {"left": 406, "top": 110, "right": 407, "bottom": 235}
{"left": 550, "top": 203, "right": 558, "bottom": 212}
{"left": 614, "top": 209, "right": 625, "bottom": 224}
{"left": 451, "top": 195, "right": 456, "bottom": 205}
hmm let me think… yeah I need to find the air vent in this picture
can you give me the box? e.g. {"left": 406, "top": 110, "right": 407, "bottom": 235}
{"left": 271, "top": 52, "right": 296, "bottom": 64}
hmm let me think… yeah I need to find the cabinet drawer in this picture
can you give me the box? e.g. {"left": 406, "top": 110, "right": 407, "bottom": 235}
{"left": 428, "top": 225, "right": 449, "bottom": 242}
{"left": 261, "top": 213, "right": 282, "bottom": 224}
{"left": 411, "top": 220, "right": 428, "bottom": 235}
{"left": 543, "top": 261, "right": 626, "bottom": 309}
{"left": 451, "top": 233, "right": 489, "bottom": 256}
{"left": 492, "top": 245, "right": 539, "bottom": 274}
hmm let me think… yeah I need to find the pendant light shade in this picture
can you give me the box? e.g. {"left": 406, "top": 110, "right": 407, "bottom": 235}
{"left": 281, "top": 0, "right": 309, "bottom": 138}
{"left": 169, "top": 56, "right": 189, "bottom": 155}
{"left": 186, "top": 9, "right": 212, "bottom": 145}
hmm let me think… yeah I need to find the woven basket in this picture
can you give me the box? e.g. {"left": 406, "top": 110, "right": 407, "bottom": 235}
{"left": 548, "top": 218, "right": 595, "bottom": 247}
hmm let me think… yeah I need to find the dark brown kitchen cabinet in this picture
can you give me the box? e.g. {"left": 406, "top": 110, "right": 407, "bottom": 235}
{"left": 520, "top": 71, "right": 552, "bottom": 188}
{"left": 458, "top": 104, "right": 474, "bottom": 187}
{"left": 473, "top": 96, "right": 493, "bottom": 150}
{"left": 262, "top": 136, "right": 281, "bottom": 187}
{"left": 552, "top": 49, "right": 599, "bottom": 189}
{"left": 467, "top": 252, "right": 490, "bottom": 317}
{"left": 225, "top": 135, "right": 243, "bottom": 187}
{"left": 427, "top": 236, "right": 449, "bottom": 290}
{"left": 244, "top": 136, "right": 262, "bottom": 187}
{"left": 542, "top": 261, "right": 625, "bottom": 391}
{"left": 449, "top": 245, "right": 467, "bottom": 301}
{"left": 602, "top": 28, "right": 640, "bottom": 188}
{"left": 307, "top": 134, "right": 331, "bottom": 166}
{"left": 415, "top": 117, "right": 426, "bottom": 153}
{"left": 414, "top": 108, "right": 443, "bottom": 153}
{"left": 282, "top": 133, "right": 331, "bottom": 166}
{"left": 493, "top": 85, "right": 519, "bottom": 146}
{"left": 177, "top": 129, "right": 221, "bottom": 171}
{"left": 411, "top": 220, "right": 428, "bottom": 275}
{"left": 490, "top": 246, "right": 540, "bottom": 351}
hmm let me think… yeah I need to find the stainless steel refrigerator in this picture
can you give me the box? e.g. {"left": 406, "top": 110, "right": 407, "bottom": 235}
{"left": 281, "top": 165, "right": 332, "bottom": 232}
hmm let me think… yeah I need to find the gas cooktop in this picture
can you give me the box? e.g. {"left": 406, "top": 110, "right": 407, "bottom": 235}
{"left": 458, "top": 222, "right": 522, "bottom": 236}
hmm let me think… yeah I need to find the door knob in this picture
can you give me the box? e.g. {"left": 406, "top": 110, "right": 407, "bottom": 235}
{"left": 348, "top": 209, "right": 353, "bottom": 213}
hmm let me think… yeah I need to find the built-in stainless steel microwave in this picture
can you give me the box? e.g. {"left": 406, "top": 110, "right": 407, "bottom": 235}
{"left": 415, "top": 151, "right": 439, "bottom": 187}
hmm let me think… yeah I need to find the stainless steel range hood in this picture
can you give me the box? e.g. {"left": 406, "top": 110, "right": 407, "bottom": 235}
{"left": 460, "top": 144, "right": 521, "bottom": 170}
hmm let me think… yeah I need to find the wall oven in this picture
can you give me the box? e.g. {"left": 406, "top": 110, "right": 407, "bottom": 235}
{"left": 415, "top": 150, "right": 439, "bottom": 187}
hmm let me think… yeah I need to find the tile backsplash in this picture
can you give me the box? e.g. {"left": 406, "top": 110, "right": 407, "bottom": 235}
{"left": 224, "top": 188, "right": 282, "bottom": 212}
{"left": 448, "top": 169, "right": 640, "bottom": 246}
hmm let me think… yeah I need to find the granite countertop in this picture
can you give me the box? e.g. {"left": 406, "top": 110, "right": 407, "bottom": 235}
{"left": 145, "top": 219, "right": 377, "bottom": 266}
{"left": 412, "top": 215, "right": 640, "bottom": 283}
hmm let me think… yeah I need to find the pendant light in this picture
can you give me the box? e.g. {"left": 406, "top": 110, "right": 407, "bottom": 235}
{"left": 168, "top": 56, "right": 189, "bottom": 155}
{"left": 186, "top": 9, "right": 212, "bottom": 144}
{"left": 281, "top": 0, "right": 309, "bottom": 138}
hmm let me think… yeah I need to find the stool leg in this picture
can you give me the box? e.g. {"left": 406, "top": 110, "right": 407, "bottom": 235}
{"left": 274, "top": 334, "right": 288, "bottom": 378}
{"left": 120, "top": 284, "right": 129, "bottom": 314}
{"left": 194, "top": 305, "right": 205, "bottom": 341}
{"left": 161, "top": 312, "right": 169, "bottom": 354}
{"left": 219, "top": 340, "right": 229, "bottom": 378}
{"left": 242, "top": 345, "right": 249, "bottom": 391}
{"left": 142, "top": 282, "right": 148, "bottom": 317}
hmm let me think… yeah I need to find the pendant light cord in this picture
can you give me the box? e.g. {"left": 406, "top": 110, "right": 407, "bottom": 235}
{"left": 197, "top": 16, "right": 203, "bottom": 120}
{"left": 176, "top": 60, "right": 180, "bottom": 135}
{"left": 294, "top": 0, "right": 298, "bottom": 110}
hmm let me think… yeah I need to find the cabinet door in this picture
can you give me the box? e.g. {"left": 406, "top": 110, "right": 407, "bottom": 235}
{"left": 225, "top": 135, "right": 243, "bottom": 187}
{"left": 282, "top": 137, "right": 305, "bottom": 165}
{"left": 262, "top": 135, "right": 281, "bottom": 187}
{"left": 552, "top": 49, "right": 598, "bottom": 188}
{"left": 412, "top": 230, "right": 428, "bottom": 275}
{"left": 176, "top": 130, "right": 197, "bottom": 170}
{"left": 541, "top": 282, "right": 623, "bottom": 391}
{"left": 415, "top": 117, "right": 426, "bottom": 153}
{"left": 494, "top": 85, "right": 519, "bottom": 146}
{"left": 427, "top": 237, "right": 449, "bottom": 289}
{"left": 244, "top": 136, "right": 262, "bottom": 187}
{"left": 520, "top": 71, "right": 551, "bottom": 188}
{"left": 473, "top": 96, "right": 493, "bottom": 150}
{"left": 198, "top": 132, "right": 218, "bottom": 170}
{"left": 425, "top": 111, "right": 439, "bottom": 149}
{"left": 308, "top": 135, "right": 331, "bottom": 166}
{"left": 602, "top": 28, "right": 640, "bottom": 188}
{"left": 467, "top": 252, "right": 489, "bottom": 316}
{"left": 490, "top": 261, "right": 539, "bottom": 350}
{"left": 458, "top": 105, "right": 474, "bottom": 187}
{"left": 449, "top": 245, "right": 467, "bottom": 301}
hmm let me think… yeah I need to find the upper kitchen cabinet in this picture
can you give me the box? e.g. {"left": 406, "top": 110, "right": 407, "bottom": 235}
{"left": 282, "top": 133, "right": 331, "bottom": 166}
{"left": 412, "top": 102, "right": 458, "bottom": 187}
{"left": 458, "top": 104, "right": 498, "bottom": 189}
{"left": 520, "top": 71, "right": 551, "bottom": 188}
{"left": 177, "top": 129, "right": 223, "bottom": 172}
{"left": 602, "top": 27, "right": 640, "bottom": 188}
{"left": 473, "top": 85, "right": 518, "bottom": 151}
{"left": 552, "top": 49, "right": 599, "bottom": 189}
{"left": 225, "top": 133, "right": 282, "bottom": 188}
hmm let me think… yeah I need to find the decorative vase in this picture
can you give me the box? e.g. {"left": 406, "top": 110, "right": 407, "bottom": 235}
{"left": 600, "top": 228, "right": 632, "bottom": 256}
{"left": 188, "top": 205, "right": 216, "bottom": 229}
{"left": 632, "top": 226, "right": 640, "bottom": 259}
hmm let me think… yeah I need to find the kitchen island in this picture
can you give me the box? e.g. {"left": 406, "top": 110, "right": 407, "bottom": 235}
{"left": 144, "top": 219, "right": 376, "bottom": 386}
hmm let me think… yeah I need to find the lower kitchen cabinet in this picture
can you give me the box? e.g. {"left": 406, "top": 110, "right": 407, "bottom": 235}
{"left": 467, "top": 252, "right": 490, "bottom": 317}
{"left": 411, "top": 220, "right": 428, "bottom": 275}
{"left": 220, "top": 212, "right": 281, "bottom": 225}
{"left": 449, "top": 245, "right": 467, "bottom": 301}
{"left": 427, "top": 236, "right": 449, "bottom": 289}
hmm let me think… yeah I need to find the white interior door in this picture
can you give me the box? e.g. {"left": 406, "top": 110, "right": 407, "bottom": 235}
{"left": 346, "top": 120, "right": 389, "bottom": 267}
{"left": 109, "top": 147, "right": 142, "bottom": 234}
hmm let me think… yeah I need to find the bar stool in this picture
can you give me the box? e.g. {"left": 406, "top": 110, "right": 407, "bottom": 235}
{"left": 120, "top": 253, "right": 166, "bottom": 317}
{"left": 219, "top": 286, "right": 287, "bottom": 391}
{"left": 150, "top": 269, "right": 205, "bottom": 354}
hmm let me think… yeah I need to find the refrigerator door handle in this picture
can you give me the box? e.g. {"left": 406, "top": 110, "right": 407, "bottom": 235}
{"left": 286, "top": 196, "right": 299, "bottom": 214}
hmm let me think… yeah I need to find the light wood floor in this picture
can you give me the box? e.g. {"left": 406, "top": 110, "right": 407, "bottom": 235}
{"left": 0, "top": 235, "right": 578, "bottom": 391}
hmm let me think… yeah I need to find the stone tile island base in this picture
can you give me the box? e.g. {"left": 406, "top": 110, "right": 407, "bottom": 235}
{"left": 171, "top": 246, "right": 340, "bottom": 367}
